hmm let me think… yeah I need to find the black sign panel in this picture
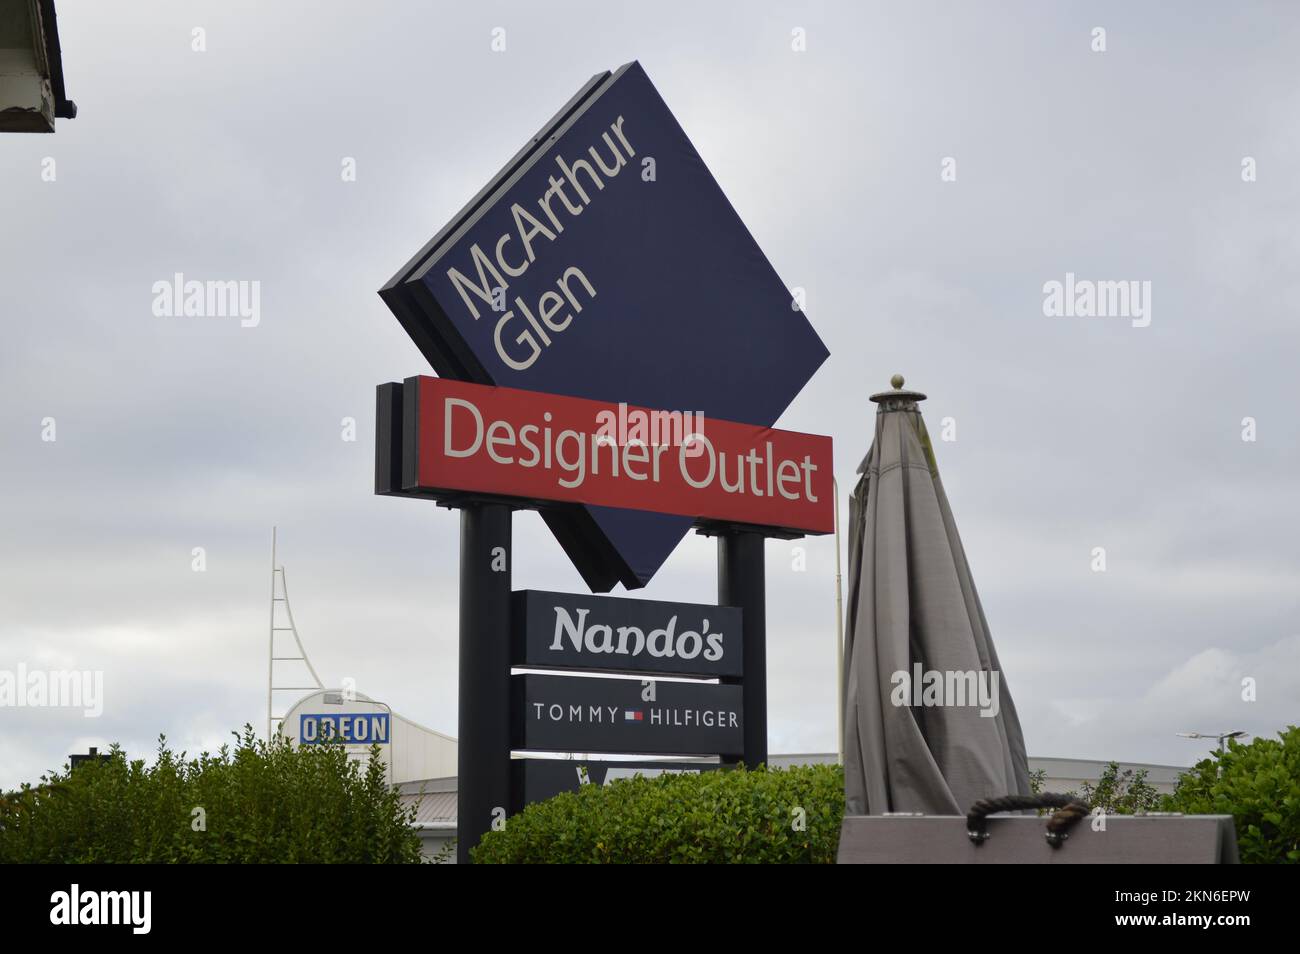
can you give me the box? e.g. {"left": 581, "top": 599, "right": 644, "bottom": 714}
{"left": 512, "top": 674, "right": 743, "bottom": 756}
{"left": 510, "top": 758, "right": 721, "bottom": 813}
{"left": 512, "top": 590, "right": 742, "bottom": 678}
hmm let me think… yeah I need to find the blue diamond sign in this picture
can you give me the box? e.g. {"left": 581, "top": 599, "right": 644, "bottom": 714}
{"left": 380, "top": 61, "right": 828, "bottom": 590}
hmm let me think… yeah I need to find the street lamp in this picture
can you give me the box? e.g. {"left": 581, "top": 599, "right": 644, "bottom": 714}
{"left": 1177, "top": 731, "right": 1247, "bottom": 772}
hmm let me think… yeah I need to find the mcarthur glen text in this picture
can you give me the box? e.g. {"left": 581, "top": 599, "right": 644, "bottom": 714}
{"left": 444, "top": 116, "right": 635, "bottom": 371}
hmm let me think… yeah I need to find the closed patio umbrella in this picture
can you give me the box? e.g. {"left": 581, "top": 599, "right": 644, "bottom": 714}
{"left": 843, "top": 376, "right": 1031, "bottom": 815}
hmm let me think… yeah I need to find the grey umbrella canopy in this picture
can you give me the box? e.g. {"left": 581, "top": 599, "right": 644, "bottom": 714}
{"left": 843, "top": 376, "right": 1031, "bottom": 815}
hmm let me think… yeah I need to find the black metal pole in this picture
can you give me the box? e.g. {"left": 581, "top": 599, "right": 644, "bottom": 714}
{"left": 457, "top": 503, "right": 512, "bottom": 863}
{"left": 718, "top": 530, "right": 766, "bottom": 768}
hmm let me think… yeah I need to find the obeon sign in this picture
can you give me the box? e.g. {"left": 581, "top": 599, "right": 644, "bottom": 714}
{"left": 396, "top": 377, "right": 832, "bottom": 534}
{"left": 299, "top": 713, "right": 390, "bottom": 745}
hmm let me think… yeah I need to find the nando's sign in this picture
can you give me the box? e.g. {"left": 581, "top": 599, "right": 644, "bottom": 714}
{"left": 379, "top": 61, "right": 829, "bottom": 589}
{"left": 513, "top": 589, "right": 743, "bottom": 678}
{"left": 377, "top": 377, "right": 833, "bottom": 535}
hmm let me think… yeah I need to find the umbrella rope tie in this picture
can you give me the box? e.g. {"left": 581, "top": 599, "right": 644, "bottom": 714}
{"left": 966, "top": 793, "right": 1092, "bottom": 848}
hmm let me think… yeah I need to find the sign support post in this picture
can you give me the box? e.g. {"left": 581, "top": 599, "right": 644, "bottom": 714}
{"left": 456, "top": 503, "right": 513, "bottom": 864}
{"left": 718, "top": 529, "right": 767, "bottom": 768}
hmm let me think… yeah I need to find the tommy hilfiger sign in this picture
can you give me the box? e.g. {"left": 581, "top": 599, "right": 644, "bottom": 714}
{"left": 512, "top": 590, "right": 743, "bottom": 678}
{"left": 512, "top": 674, "right": 743, "bottom": 756}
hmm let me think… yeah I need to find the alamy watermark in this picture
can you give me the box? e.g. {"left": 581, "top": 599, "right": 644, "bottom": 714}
{"left": 593, "top": 403, "right": 705, "bottom": 456}
{"left": 50, "top": 884, "right": 150, "bottom": 934}
{"left": 0, "top": 664, "right": 103, "bottom": 717}
{"left": 152, "top": 272, "right": 260, "bottom": 327}
{"left": 1042, "top": 272, "right": 1151, "bottom": 328}
{"left": 890, "top": 664, "right": 1001, "bottom": 718}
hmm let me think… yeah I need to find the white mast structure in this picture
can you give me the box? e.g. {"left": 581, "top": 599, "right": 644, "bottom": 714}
{"left": 266, "top": 527, "right": 324, "bottom": 740}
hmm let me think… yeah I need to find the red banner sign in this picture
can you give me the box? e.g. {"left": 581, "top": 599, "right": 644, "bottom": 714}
{"left": 410, "top": 377, "right": 833, "bottom": 534}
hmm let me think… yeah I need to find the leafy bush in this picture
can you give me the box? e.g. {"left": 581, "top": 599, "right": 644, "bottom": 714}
{"left": 1163, "top": 726, "right": 1300, "bottom": 864}
{"left": 1029, "top": 761, "right": 1161, "bottom": 814}
{"left": 1079, "top": 762, "right": 1162, "bottom": 815}
{"left": 1028, "top": 768, "right": 1046, "bottom": 794}
{"left": 0, "top": 726, "right": 422, "bottom": 863}
{"left": 473, "top": 763, "right": 844, "bottom": 863}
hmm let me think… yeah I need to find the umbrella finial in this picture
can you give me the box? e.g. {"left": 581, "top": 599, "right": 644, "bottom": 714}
{"left": 871, "top": 374, "right": 927, "bottom": 409}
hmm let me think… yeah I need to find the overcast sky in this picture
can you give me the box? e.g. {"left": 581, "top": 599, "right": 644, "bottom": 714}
{"left": 3, "top": 1, "right": 1298, "bottom": 789}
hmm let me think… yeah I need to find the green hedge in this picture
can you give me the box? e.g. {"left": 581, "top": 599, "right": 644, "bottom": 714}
{"left": 13, "top": 724, "right": 1294, "bottom": 864}
{"left": 1163, "top": 725, "right": 1300, "bottom": 864}
{"left": 474, "top": 763, "right": 844, "bottom": 863}
{"left": 0, "top": 727, "right": 422, "bottom": 863}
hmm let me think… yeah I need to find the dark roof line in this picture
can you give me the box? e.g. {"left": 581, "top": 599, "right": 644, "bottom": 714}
{"left": 38, "top": 0, "right": 76, "bottom": 119}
